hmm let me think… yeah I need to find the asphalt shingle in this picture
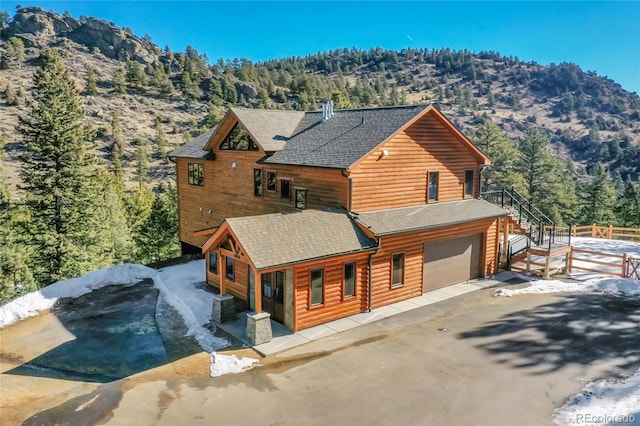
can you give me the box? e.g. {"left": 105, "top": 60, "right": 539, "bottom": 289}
{"left": 231, "top": 108, "right": 304, "bottom": 152}
{"left": 226, "top": 208, "right": 377, "bottom": 270}
{"left": 355, "top": 199, "right": 507, "bottom": 236}
{"left": 168, "top": 127, "right": 216, "bottom": 159}
{"left": 263, "top": 105, "right": 429, "bottom": 169}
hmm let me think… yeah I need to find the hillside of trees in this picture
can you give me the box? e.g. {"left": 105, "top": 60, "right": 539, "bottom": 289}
{"left": 1, "top": 7, "right": 638, "bottom": 302}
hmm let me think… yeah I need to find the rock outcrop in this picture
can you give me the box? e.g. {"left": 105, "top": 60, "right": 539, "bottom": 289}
{"left": 3, "top": 7, "right": 158, "bottom": 64}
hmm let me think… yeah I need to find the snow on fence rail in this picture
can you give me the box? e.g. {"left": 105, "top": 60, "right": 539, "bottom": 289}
{"left": 571, "top": 224, "right": 640, "bottom": 241}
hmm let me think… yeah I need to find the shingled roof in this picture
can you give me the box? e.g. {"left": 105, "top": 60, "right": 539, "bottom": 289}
{"left": 230, "top": 108, "right": 304, "bottom": 152}
{"left": 262, "top": 105, "right": 429, "bottom": 169}
{"left": 219, "top": 208, "right": 377, "bottom": 271}
{"left": 168, "top": 127, "right": 216, "bottom": 159}
{"left": 354, "top": 199, "right": 507, "bottom": 236}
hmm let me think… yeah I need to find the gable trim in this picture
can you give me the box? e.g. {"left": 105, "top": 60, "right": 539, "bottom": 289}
{"left": 203, "top": 109, "right": 265, "bottom": 154}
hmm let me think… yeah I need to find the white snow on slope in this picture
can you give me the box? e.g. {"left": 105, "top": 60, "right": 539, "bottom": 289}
{"left": 0, "top": 260, "right": 258, "bottom": 377}
{"left": 0, "top": 263, "right": 156, "bottom": 328}
{"left": 155, "top": 260, "right": 229, "bottom": 352}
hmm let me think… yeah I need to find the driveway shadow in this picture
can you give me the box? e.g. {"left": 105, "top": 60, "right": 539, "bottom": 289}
{"left": 4, "top": 279, "right": 204, "bottom": 383}
{"left": 458, "top": 292, "right": 640, "bottom": 374}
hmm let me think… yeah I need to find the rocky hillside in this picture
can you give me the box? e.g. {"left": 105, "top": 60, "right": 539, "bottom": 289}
{"left": 1, "top": 7, "right": 639, "bottom": 193}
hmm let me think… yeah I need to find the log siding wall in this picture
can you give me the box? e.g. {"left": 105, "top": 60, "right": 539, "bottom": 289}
{"left": 206, "top": 254, "right": 250, "bottom": 300}
{"left": 349, "top": 114, "right": 484, "bottom": 212}
{"left": 292, "top": 253, "right": 370, "bottom": 331}
{"left": 177, "top": 155, "right": 349, "bottom": 247}
{"left": 370, "top": 218, "right": 499, "bottom": 309}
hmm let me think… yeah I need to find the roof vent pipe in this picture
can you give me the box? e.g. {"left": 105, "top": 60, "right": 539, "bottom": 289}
{"left": 321, "top": 103, "right": 327, "bottom": 121}
{"left": 328, "top": 100, "right": 334, "bottom": 118}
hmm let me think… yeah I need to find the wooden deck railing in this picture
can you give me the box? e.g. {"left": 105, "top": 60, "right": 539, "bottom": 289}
{"left": 571, "top": 224, "right": 640, "bottom": 241}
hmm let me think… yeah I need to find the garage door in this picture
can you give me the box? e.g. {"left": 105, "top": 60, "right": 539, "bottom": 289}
{"left": 423, "top": 234, "right": 483, "bottom": 292}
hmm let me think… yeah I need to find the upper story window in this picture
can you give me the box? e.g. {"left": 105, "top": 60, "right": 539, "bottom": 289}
{"left": 428, "top": 171, "right": 439, "bottom": 202}
{"left": 280, "top": 179, "right": 291, "bottom": 201}
{"left": 220, "top": 123, "right": 258, "bottom": 151}
{"left": 188, "top": 163, "right": 204, "bottom": 186}
{"left": 464, "top": 169, "right": 474, "bottom": 198}
{"left": 295, "top": 188, "right": 307, "bottom": 209}
{"left": 254, "top": 168, "right": 263, "bottom": 196}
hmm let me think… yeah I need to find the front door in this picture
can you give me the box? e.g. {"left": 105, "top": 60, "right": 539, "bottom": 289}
{"left": 261, "top": 271, "right": 285, "bottom": 323}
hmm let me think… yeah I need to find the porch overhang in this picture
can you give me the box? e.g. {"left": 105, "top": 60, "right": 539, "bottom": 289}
{"left": 201, "top": 208, "right": 378, "bottom": 271}
{"left": 354, "top": 199, "right": 507, "bottom": 237}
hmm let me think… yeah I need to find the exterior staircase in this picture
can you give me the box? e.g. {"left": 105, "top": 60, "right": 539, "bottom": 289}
{"left": 482, "top": 188, "right": 572, "bottom": 278}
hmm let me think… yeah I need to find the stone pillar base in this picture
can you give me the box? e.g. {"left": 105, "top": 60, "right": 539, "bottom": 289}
{"left": 212, "top": 293, "right": 236, "bottom": 323}
{"left": 246, "top": 312, "right": 272, "bottom": 346}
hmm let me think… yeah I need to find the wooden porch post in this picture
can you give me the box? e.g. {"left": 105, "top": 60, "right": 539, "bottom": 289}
{"left": 255, "top": 269, "right": 262, "bottom": 313}
{"left": 502, "top": 217, "right": 509, "bottom": 266}
{"left": 218, "top": 250, "right": 225, "bottom": 295}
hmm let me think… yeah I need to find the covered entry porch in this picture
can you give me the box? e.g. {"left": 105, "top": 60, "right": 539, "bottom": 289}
{"left": 201, "top": 208, "right": 378, "bottom": 344}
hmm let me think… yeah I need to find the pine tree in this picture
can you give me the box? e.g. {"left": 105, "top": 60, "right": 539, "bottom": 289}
{"left": 6, "top": 36, "right": 25, "bottom": 66}
{"left": 111, "top": 68, "right": 126, "bottom": 94}
{"left": 577, "top": 164, "right": 618, "bottom": 225}
{"left": 124, "top": 184, "right": 155, "bottom": 237}
{"left": 5, "top": 83, "right": 19, "bottom": 105}
{"left": 473, "top": 119, "right": 525, "bottom": 192}
{"left": 110, "top": 110, "right": 125, "bottom": 176}
{"left": 135, "top": 185, "right": 179, "bottom": 264}
{"left": 110, "top": 110, "right": 124, "bottom": 151}
{"left": 135, "top": 139, "right": 150, "bottom": 187}
{"left": 616, "top": 181, "right": 640, "bottom": 227}
{"left": 125, "top": 60, "right": 147, "bottom": 88}
{"left": 201, "top": 101, "right": 222, "bottom": 128}
{"left": 517, "top": 127, "right": 576, "bottom": 224}
{"left": 90, "top": 169, "right": 135, "bottom": 263}
{"left": 84, "top": 65, "right": 98, "bottom": 95}
{"left": 154, "top": 63, "right": 174, "bottom": 94}
{"left": 0, "top": 136, "right": 35, "bottom": 301}
{"left": 16, "top": 49, "right": 115, "bottom": 284}
{"left": 154, "top": 120, "right": 168, "bottom": 159}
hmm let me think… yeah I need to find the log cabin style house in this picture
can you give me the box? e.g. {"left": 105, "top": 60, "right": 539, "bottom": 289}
{"left": 170, "top": 103, "right": 506, "bottom": 337}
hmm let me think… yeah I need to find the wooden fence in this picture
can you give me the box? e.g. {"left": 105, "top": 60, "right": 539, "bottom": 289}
{"left": 568, "top": 248, "right": 627, "bottom": 277}
{"left": 571, "top": 224, "right": 640, "bottom": 240}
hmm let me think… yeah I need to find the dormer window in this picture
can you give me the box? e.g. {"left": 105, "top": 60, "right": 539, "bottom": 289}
{"left": 220, "top": 123, "right": 259, "bottom": 151}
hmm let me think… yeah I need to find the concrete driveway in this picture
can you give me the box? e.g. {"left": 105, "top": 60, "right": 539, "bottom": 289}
{"left": 3, "top": 284, "right": 639, "bottom": 425}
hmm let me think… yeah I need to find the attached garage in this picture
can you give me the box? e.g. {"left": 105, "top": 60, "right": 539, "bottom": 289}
{"left": 422, "top": 234, "right": 483, "bottom": 292}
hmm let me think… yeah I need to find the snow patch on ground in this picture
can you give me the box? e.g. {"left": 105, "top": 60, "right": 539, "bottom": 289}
{"left": 0, "top": 264, "right": 156, "bottom": 328}
{"left": 209, "top": 352, "right": 259, "bottom": 378}
{"left": 154, "top": 260, "right": 228, "bottom": 352}
{"left": 494, "top": 276, "right": 640, "bottom": 298}
{"left": 494, "top": 268, "right": 640, "bottom": 426}
{"left": 553, "top": 370, "right": 640, "bottom": 426}
{"left": 0, "top": 260, "right": 258, "bottom": 377}
{"left": 570, "top": 237, "right": 640, "bottom": 281}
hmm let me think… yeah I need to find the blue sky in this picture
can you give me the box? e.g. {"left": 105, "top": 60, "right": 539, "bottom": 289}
{"left": 3, "top": 1, "right": 640, "bottom": 94}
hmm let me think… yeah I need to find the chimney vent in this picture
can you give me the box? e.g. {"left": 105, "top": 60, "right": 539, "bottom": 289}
{"left": 322, "top": 100, "right": 334, "bottom": 122}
